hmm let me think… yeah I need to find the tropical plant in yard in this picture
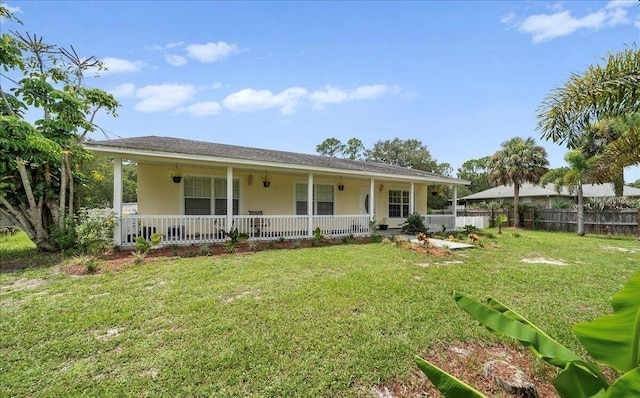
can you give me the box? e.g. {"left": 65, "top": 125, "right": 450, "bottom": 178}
{"left": 132, "top": 232, "right": 162, "bottom": 263}
{"left": 416, "top": 269, "right": 640, "bottom": 397}
{"left": 488, "top": 137, "right": 549, "bottom": 228}
{"left": 537, "top": 46, "right": 640, "bottom": 197}
{"left": 495, "top": 214, "right": 507, "bottom": 235}
{"left": 0, "top": 7, "right": 119, "bottom": 251}
{"left": 223, "top": 228, "right": 248, "bottom": 253}
{"left": 541, "top": 150, "right": 592, "bottom": 236}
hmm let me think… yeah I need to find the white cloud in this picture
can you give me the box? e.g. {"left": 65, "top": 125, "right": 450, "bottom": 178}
{"left": 310, "top": 84, "right": 399, "bottom": 109}
{"left": 166, "top": 41, "right": 184, "bottom": 49}
{"left": 165, "top": 54, "right": 188, "bottom": 66}
{"left": 506, "top": 2, "right": 634, "bottom": 43}
{"left": 101, "top": 57, "right": 145, "bottom": 74}
{"left": 223, "top": 87, "right": 308, "bottom": 115}
{"left": 606, "top": 0, "right": 636, "bottom": 9}
{"left": 134, "top": 84, "right": 196, "bottom": 112}
{"left": 223, "top": 84, "right": 400, "bottom": 114}
{"left": 108, "top": 83, "right": 136, "bottom": 98}
{"left": 186, "top": 41, "right": 239, "bottom": 63}
{"left": 176, "top": 102, "right": 222, "bottom": 117}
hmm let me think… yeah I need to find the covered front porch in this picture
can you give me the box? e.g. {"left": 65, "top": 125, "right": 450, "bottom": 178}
{"left": 90, "top": 136, "right": 467, "bottom": 247}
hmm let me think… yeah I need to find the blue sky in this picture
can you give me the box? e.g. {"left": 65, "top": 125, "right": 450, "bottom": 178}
{"left": 4, "top": 1, "right": 640, "bottom": 181}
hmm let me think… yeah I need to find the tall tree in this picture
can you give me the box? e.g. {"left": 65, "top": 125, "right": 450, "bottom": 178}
{"left": 0, "top": 7, "right": 119, "bottom": 250}
{"left": 537, "top": 46, "right": 640, "bottom": 196}
{"left": 343, "top": 137, "right": 365, "bottom": 160}
{"left": 365, "top": 138, "right": 438, "bottom": 172}
{"left": 315, "top": 137, "right": 344, "bottom": 157}
{"left": 488, "top": 137, "right": 549, "bottom": 228}
{"left": 540, "top": 150, "right": 592, "bottom": 236}
{"left": 457, "top": 156, "right": 491, "bottom": 193}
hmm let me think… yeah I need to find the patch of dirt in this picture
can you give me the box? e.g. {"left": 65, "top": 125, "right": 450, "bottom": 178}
{"left": 602, "top": 245, "right": 640, "bottom": 253}
{"left": 521, "top": 258, "right": 567, "bottom": 266}
{"left": 0, "top": 277, "right": 47, "bottom": 293}
{"left": 374, "top": 342, "right": 560, "bottom": 397}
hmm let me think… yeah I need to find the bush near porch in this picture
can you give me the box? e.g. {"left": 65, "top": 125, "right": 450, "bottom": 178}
{"left": 1, "top": 230, "right": 639, "bottom": 396}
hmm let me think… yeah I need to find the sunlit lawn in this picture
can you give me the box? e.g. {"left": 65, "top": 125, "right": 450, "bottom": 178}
{"left": 1, "top": 230, "right": 639, "bottom": 396}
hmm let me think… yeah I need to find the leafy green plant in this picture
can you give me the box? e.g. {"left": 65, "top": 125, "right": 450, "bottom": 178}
{"left": 463, "top": 225, "right": 479, "bottom": 234}
{"left": 313, "top": 227, "right": 324, "bottom": 246}
{"left": 198, "top": 244, "right": 211, "bottom": 256}
{"left": 223, "top": 228, "right": 248, "bottom": 254}
{"left": 401, "top": 213, "right": 428, "bottom": 235}
{"left": 416, "top": 270, "right": 640, "bottom": 397}
{"left": 132, "top": 232, "right": 162, "bottom": 263}
{"left": 85, "top": 258, "right": 98, "bottom": 273}
{"left": 495, "top": 214, "right": 507, "bottom": 235}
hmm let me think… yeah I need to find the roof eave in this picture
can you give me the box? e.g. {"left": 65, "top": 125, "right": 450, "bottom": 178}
{"left": 85, "top": 144, "right": 469, "bottom": 186}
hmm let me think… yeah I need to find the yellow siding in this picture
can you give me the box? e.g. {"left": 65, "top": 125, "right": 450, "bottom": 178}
{"left": 137, "top": 163, "right": 429, "bottom": 221}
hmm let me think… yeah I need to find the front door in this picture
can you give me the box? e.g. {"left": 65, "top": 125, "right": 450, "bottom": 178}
{"left": 359, "top": 188, "right": 370, "bottom": 215}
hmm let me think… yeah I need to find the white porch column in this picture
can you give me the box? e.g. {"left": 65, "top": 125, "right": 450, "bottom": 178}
{"left": 452, "top": 185, "right": 458, "bottom": 217}
{"left": 369, "top": 178, "right": 375, "bottom": 222}
{"left": 307, "top": 173, "right": 314, "bottom": 236}
{"left": 113, "top": 157, "right": 122, "bottom": 246}
{"left": 409, "top": 182, "right": 415, "bottom": 215}
{"left": 226, "top": 167, "right": 233, "bottom": 231}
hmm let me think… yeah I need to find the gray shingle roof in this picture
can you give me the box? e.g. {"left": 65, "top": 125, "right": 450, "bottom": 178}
{"left": 86, "top": 136, "right": 468, "bottom": 184}
{"left": 461, "top": 182, "right": 640, "bottom": 200}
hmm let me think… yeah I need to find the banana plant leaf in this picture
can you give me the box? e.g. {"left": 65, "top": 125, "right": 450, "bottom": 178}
{"left": 454, "top": 292, "right": 607, "bottom": 382}
{"left": 573, "top": 271, "right": 640, "bottom": 373}
{"left": 415, "top": 356, "right": 487, "bottom": 398}
{"left": 605, "top": 368, "right": 640, "bottom": 397}
{"left": 553, "top": 362, "right": 607, "bottom": 398}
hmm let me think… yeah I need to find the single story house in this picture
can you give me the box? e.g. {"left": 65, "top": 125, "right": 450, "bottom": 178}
{"left": 84, "top": 136, "right": 469, "bottom": 247}
{"left": 461, "top": 182, "right": 640, "bottom": 208}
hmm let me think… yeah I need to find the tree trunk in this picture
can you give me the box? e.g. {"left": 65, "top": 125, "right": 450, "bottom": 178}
{"left": 577, "top": 183, "right": 585, "bottom": 236}
{"left": 513, "top": 184, "right": 520, "bottom": 228}
{"left": 613, "top": 167, "right": 624, "bottom": 197}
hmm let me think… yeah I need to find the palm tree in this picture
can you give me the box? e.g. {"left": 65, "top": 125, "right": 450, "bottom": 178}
{"left": 488, "top": 137, "right": 549, "bottom": 228}
{"left": 537, "top": 46, "right": 640, "bottom": 196}
{"left": 540, "top": 150, "right": 591, "bottom": 236}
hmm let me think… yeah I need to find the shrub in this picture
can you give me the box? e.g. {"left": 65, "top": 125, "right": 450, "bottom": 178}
{"left": 132, "top": 232, "right": 162, "bottom": 263}
{"left": 462, "top": 225, "right": 479, "bottom": 234}
{"left": 313, "top": 227, "right": 324, "bottom": 246}
{"left": 401, "top": 213, "right": 428, "bottom": 235}
{"left": 223, "top": 228, "right": 248, "bottom": 254}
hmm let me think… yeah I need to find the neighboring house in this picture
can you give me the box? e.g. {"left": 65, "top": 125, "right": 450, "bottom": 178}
{"left": 461, "top": 182, "right": 640, "bottom": 208}
{"left": 84, "top": 136, "right": 469, "bottom": 246}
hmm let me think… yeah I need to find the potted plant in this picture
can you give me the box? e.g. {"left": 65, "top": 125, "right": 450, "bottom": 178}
{"left": 378, "top": 218, "right": 388, "bottom": 230}
{"left": 260, "top": 171, "right": 272, "bottom": 188}
{"left": 168, "top": 164, "right": 182, "bottom": 183}
{"left": 337, "top": 177, "right": 345, "bottom": 191}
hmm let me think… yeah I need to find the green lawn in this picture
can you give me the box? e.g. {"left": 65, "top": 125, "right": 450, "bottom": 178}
{"left": 1, "top": 230, "right": 639, "bottom": 397}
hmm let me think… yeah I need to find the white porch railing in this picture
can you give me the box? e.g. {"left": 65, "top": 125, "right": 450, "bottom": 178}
{"left": 118, "top": 214, "right": 372, "bottom": 247}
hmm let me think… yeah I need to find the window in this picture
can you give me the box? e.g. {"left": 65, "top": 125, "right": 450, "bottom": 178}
{"left": 184, "top": 176, "right": 211, "bottom": 215}
{"left": 213, "top": 178, "right": 239, "bottom": 215}
{"left": 295, "top": 183, "right": 334, "bottom": 215}
{"left": 184, "top": 176, "right": 238, "bottom": 215}
{"left": 388, "top": 189, "right": 409, "bottom": 218}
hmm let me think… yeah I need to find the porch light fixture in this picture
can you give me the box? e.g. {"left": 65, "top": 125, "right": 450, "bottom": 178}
{"left": 379, "top": 184, "right": 384, "bottom": 192}
{"left": 248, "top": 174, "right": 253, "bottom": 186}
{"left": 337, "top": 177, "right": 345, "bottom": 191}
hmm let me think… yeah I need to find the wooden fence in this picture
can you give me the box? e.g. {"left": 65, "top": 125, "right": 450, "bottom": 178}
{"left": 456, "top": 208, "right": 639, "bottom": 236}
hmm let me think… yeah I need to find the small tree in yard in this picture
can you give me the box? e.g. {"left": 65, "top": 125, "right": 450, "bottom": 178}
{"left": 0, "top": 7, "right": 119, "bottom": 251}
